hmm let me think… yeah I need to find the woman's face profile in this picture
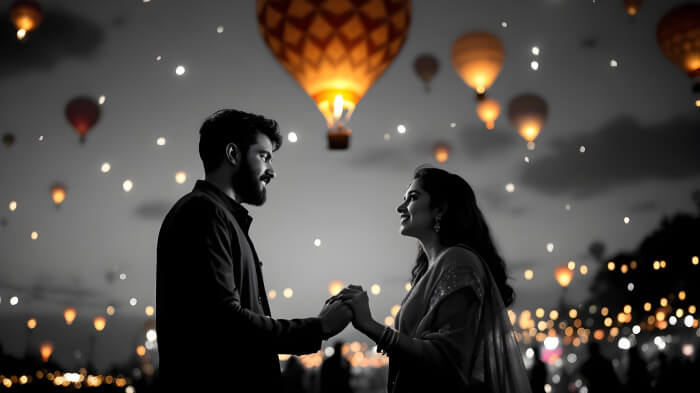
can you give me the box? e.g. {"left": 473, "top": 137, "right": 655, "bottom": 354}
{"left": 397, "top": 181, "right": 435, "bottom": 238}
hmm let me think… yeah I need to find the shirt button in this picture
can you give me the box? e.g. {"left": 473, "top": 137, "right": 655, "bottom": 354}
{"left": 258, "top": 296, "right": 263, "bottom": 304}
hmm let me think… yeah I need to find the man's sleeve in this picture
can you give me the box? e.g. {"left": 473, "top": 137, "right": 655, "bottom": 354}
{"left": 189, "top": 198, "right": 323, "bottom": 355}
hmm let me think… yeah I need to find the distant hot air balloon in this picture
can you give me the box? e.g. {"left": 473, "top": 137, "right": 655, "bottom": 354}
{"left": 476, "top": 98, "right": 501, "bottom": 130}
{"left": 10, "top": 0, "right": 43, "bottom": 40}
{"left": 414, "top": 54, "right": 439, "bottom": 92}
{"left": 257, "top": 0, "right": 411, "bottom": 150}
{"left": 433, "top": 143, "right": 450, "bottom": 163}
{"left": 64, "top": 307, "right": 77, "bottom": 325}
{"left": 508, "top": 93, "right": 548, "bottom": 150}
{"left": 65, "top": 96, "right": 100, "bottom": 143}
{"left": 623, "top": 0, "right": 642, "bottom": 16}
{"left": 451, "top": 31, "right": 505, "bottom": 99}
{"left": 2, "top": 133, "right": 15, "bottom": 147}
{"left": 657, "top": 4, "right": 700, "bottom": 102}
{"left": 40, "top": 342, "right": 53, "bottom": 362}
{"left": 328, "top": 280, "right": 344, "bottom": 296}
{"left": 51, "top": 183, "right": 66, "bottom": 207}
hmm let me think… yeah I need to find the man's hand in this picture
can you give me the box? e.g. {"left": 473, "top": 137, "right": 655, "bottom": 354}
{"left": 318, "top": 297, "right": 352, "bottom": 339}
{"left": 336, "top": 285, "right": 374, "bottom": 333}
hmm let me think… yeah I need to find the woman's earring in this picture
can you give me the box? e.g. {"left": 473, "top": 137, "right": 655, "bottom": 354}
{"left": 433, "top": 215, "right": 442, "bottom": 233}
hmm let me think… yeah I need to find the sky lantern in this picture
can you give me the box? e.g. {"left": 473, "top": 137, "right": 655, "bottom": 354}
{"left": 623, "top": 0, "right": 642, "bottom": 16}
{"left": 257, "top": 0, "right": 411, "bottom": 150}
{"left": 40, "top": 342, "right": 53, "bottom": 362}
{"left": 508, "top": 93, "right": 548, "bottom": 150}
{"left": 433, "top": 143, "right": 450, "bottom": 163}
{"left": 476, "top": 98, "right": 500, "bottom": 129}
{"left": 554, "top": 265, "right": 573, "bottom": 288}
{"left": 328, "top": 280, "right": 344, "bottom": 296}
{"left": 93, "top": 316, "right": 106, "bottom": 332}
{"left": 656, "top": 4, "right": 700, "bottom": 101}
{"left": 451, "top": 31, "right": 505, "bottom": 99}
{"left": 10, "top": 0, "right": 43, "bottom": 40}
{"left": 64, "top": 307, "right": 77, "bottom": 325}
{"left": 413, "top": 54, "right": 439, "bottom": 92}
{"left": 51, "top": 183, "right": 66, "bottom": 207}
{"left": 65, "top": 96, "right": 100, "bottom": 144}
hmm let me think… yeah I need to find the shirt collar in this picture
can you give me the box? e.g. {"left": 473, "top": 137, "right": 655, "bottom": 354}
{"left": 194, "top": 180, "right": 253, "bottom": 230}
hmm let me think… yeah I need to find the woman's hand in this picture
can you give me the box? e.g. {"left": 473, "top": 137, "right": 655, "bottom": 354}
{"left": 334, "top": 285, "right": 374, "bottom": 333}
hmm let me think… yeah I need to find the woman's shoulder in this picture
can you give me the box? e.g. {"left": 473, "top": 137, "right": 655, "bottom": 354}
{"left": 437, "top": 245, "right": 484, "bottom": 272}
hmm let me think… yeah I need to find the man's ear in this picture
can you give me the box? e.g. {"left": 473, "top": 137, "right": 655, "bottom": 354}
{"left": 225, "top": 143, "right": 241, "bottom": 166}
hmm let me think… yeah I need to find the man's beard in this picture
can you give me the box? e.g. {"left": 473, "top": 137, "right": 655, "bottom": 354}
{"left": 231, "top": 158, "right": 267, "bottom": 206}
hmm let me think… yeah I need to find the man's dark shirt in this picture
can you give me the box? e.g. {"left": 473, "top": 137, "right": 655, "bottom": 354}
{"left": 156, "top": 180, "right": 323, "bottom": 392}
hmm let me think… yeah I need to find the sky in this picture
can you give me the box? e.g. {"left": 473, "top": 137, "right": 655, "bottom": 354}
{"left": 0, "top": 0, "right": 699, "bottom": 370}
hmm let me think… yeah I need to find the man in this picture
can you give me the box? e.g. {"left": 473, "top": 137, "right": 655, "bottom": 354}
{"left": 156, "top": 109, "right": 352, "bottom": 392}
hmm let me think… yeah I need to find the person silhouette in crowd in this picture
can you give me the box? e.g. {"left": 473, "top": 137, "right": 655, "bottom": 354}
{"left": 580, "top": 342, "right": 622, "bottom": 393}
{"left": 625, "top": 345, "right": 651, "bottom": 393}
{"left": 320, "top": 341, "right": 353, "bottom": 393}
{"left": 529, "top": 347, "right": 547, "bottom": 393}
{"left": 282, "top": 356, "right": 306, "bottom": 393}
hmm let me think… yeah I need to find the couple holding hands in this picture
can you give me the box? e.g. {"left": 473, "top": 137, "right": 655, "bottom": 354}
{"left": 156, "top": 109, "right": 532, "bottom": 393}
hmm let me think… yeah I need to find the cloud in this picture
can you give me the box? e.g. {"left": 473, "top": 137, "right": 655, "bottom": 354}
{"left": 629, "top": 200, "right": 659, "bottom": 213}
{"left": 518, "top": 115, "right": 700, "bottom": 198}
{"left": 0, "top": 7, "right": 104, "bottom": 78}
{"left": 134, "top": 200, "right": 172, "bottom": 220}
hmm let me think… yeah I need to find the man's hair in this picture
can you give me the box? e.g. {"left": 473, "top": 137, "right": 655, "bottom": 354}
{"left": 198, "top": 109, "right": 282, "bottom": 173}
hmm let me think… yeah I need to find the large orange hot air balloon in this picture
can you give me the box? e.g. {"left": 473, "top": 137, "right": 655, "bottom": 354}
{"left": 451, "top": 31, "right": 505, "bottom": 99}
{"left": 10, "top": 0, "right": 43, "bottom": 40}
{"left": 65, "top": 96, "right": 100, "bottom": 144}
{"left": 508, "top": 93, "right": 548, "bottom": 150}
{"left": 414, "top": 54, "right": 439, "bottom": 92}
{"left": 257, "top": 0, "right": 411, "bottom": 150}
{"left": 657, "top": 4, "right": 700, "bottom": 99}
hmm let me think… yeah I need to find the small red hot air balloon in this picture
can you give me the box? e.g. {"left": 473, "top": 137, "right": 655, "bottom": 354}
{"left": 65, "top": 96, "right": 100, "bottom": 143}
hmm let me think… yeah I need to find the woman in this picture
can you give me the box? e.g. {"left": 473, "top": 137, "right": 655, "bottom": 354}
{"left": 334, "top": 166, "right": 532, "bottom": 393}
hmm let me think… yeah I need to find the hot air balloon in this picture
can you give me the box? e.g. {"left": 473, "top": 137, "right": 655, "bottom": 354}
{"left": 623, "top": 0, "right": 642, "bottom": 16}
{"left": 65, "top": 96, "right": 100, "bottom": 143}
{"left": 257, "top": 0, "right": 411, "bottom": 150}
{"left": 476, "top": 98, "right": 500, "bottom": 130}
{"left": 40, "top": 342, "right": 53, "bottom": 362}
{"left": 554, "top": 265, "right": 573, "bottom": 288}
{"left": 414, "top": 54, "right": 439, "bottom": 92}
{"left": 328, "top": 280, "right": 344, "bottom": 296}
{"left": 508, "top": 93, "right": 548, "bottom": 150}
{"left": 2, "top": 133, "right": 15, "bottom": 147}
{"left": 451, "top": 31, "right": 505, "bottom": 99}
{"left": 93, "top": 316, "right": 106, "bottom": 332}
{"left": 657, "top": 4, "right": 700, "bottom": 102}
{"left": 433, "top": 143, "right": 450, "bottom": 163}
{"left": 51, "top": 183, "right": 66, "bottom": 207}
{"left": 64, "top": 307, "right": 77, "bottom": 325}
{"left": 10, "top": 0, "right": 43, "bottom": 40}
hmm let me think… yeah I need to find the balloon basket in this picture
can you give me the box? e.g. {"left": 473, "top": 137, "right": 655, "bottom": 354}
{"left": 328, "top": 127, "right": 351, "bottom": 150}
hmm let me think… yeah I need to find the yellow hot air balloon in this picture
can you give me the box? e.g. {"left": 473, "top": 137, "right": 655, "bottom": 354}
{"left": 451, "top": 31, "right": 505, "bottom": 98}
{"left": 257, "top": 0, "right": 411, "bottom": 150}
{"left": 40, "top": 342, "right": 53, "bottom": 362}
{"left": 51, "top": 183, "right": 66, "bottom": 207}
{"left": 10, "top": 0, "right": 43, "bottom": 40}
{"left": 328, "top": 280, "right": 344, "bottom": 296}
{"left": 623, "top": 0, "right": 642, "bottom": 16}
{"left": 508, "top": 93, "right": 548, "bottom": 150}
{"left": 93, "top": 316, "right": 106, "bottom": 332}
{"left": 476, "top": 98, "right": 501, "bottom": 130}
{"left": 64, "top": 307, "right": 77, "bottom": 325}
{"left": 433, "top": 143, "right": 450, "bottom": 163}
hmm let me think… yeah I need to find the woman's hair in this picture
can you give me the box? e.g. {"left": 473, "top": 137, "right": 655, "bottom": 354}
{"left": 409, "top": 166, "right": 515, "bottom": 306}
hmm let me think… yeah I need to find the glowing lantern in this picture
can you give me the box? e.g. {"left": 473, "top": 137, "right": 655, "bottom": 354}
{"left": 451, "top": 31, "right": 505, "bottom": 98}
{"left": 414, "top": 54, "right": 439, "bottom": 92}
{"left": 476, "top": 98, "right": 500, "bottom": 129}
{"left": 93, "top": 316, "right": 106, "bottom": 332}
{"left": 10, "top": 0, "right": 43, "bottom": 40}
{"left": 623, "top": 0, "right": 642, "bottom": 16}
{"left": 64, "top": 307, "right": 77, "bottom": 325}
{"left": 27, "top": 317, "right": 37, "bottom": 330}
{"left": 2, "top": 133, "right": 15, "bottom": 147}
{"left": 433, "top": 143, "right": 450, "bottom": 163}
{"left": 40, "top": 342, "right": 53, "bottom": 362}
{"left": 508, "top": 93, "right": 548, "bottom": 149}
{"left": 328, "top": 280, "right": 344, "bottom": 296}
{"left": 65, "top": 96, "right": 100, "bottom": 143}
{"left": 257, "top": 0, "right": 411, "bottom": 150}
{"left": 657, "top": 4, "right": 700, "bottom": 97}
{"left": 554, "top": 265, "right": 573, "bottom": 287}
{"left": 50, "top": 183, "right": 66, "bottom": 207}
